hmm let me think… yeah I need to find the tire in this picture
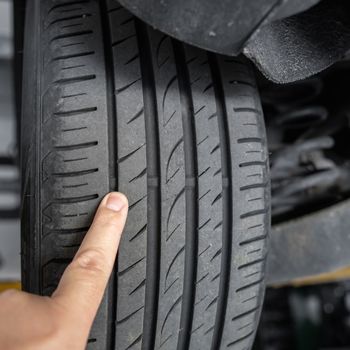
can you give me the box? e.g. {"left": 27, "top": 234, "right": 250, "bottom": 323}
{"left": 21, "top": 1, "right": 270, "bottom": 349}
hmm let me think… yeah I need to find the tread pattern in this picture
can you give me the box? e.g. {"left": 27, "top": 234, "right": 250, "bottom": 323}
{"left": 22, "top": 1, "right": 269, "bottom": 350}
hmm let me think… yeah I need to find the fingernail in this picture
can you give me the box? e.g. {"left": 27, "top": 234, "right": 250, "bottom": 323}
{"left": 106, "top": 192, "right": 126, "bottom": 212}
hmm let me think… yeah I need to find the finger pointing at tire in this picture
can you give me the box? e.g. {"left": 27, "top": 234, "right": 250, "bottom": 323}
{"left": 52, "top": 192, "right": 128, "bottom": 329}
{"left": 0, "top": 192, "right": 128, "bottom": 350}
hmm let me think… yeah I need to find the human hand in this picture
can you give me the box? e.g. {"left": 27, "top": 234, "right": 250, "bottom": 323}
{"left": 0, "top": 192, "right": 128, "bottom": 350}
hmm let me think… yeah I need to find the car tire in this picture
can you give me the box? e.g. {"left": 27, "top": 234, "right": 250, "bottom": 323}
{"left": 21, "top": 1, "right": 270, "bottom": 349}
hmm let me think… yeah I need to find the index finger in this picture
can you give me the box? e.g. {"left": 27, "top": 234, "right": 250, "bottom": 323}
{"left": 52, "top": 192, "right": 128, "bottom": 326}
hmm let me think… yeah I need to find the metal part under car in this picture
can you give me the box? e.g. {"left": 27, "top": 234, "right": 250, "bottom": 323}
{"left": 261, "top": 72, "right": 350, "bottom": 221}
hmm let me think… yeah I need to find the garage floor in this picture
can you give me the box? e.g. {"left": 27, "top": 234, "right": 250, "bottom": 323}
{"left": 0, "top": 0, "right": 21, "bottom": 284}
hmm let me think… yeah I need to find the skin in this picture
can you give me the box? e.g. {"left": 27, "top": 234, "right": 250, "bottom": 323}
{"left": 0, "top": 192, "right": 128, "bottom": 350}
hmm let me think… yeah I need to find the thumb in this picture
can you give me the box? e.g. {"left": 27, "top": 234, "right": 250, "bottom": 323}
{"left": 52, "top": 192, "right": 128, "bottom": 327}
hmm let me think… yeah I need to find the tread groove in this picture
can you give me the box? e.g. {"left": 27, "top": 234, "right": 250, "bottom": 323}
{"left": 165, "top": 246, "right": 185, "bottom": 283}
{"left": 236, "top": 278, "right": 264, "bottom": 293}
{"left": 125, "top": 334, "right": 143, "bottom": 350}
{"left": 233, "top": 107, "right": 261, "bottom": 114}
{"left": 54, "top": 106, "right": 97, "bottom": 117}
{"left": 54, "top": 74, "right": 96, "bottom": 85}
{"left": 53, "top": 193, "right": 98, "bottom": 204}
{"left": 232, "top": 305, "right": 260, "bottom": 321}
{"left": 47, "top": 13, "right": 92, "bottom": 28}
{"left": 129, "top": 224, "right": 147, "bottom": 242}
{"left": 117, "top": 306, "right": 144, "bottom": 324}
{"left": 118, "top": 256, "right": 146, "bottom": 277}
{"left": 240, "top": 208, "right": 268, "bottom": 219}
{"left": 161, "top": 295, "right": 182, "bottom": 334}
{"left": 172, "top": 39, "right": 199, "bottom": 350}
{"left": 48, "top": 226, "right": 89, "bottom": 235}
{"left": 118, "top": 144, "right": 145, "bottom": 163}
{"left": 237, "top": 137, "right": 262, "bottom": 144}
{"left": 227, "top": 331, "right": 255, "bottom": 348}
{"left": 239, "top": 161, "right": 266, "bottom": 168}
{"left": 50, "top": 29, "right": 93, "bottom": 43}
{"left": 135, "top": 20, "right": 161, "bottom": 350}
{"left": 127, "top": 108, "right": 144, "bottom": 124}
{"left": 240, "top": 182, "right": 268, "bottom": 191}
{"left": 238, "top": 257, "right": 266, "bottom": 270}
{"left": 239, "top": 234, "right": 267, "bottom": 246}
{"left": 52, "top": 168, "right": 98, "bottom": 177}
{"left": 47, "top": 1, "right": 90, "bottom": 15}
{"left": 99, "top": 1, "right": 119, "bottom": 349}
{"left": 208, "top": 53, "right": 233, "bottom": 350}
{"left": 129, "top": 279, "right": 146, "bottom": 296}
{"left": 51, "top": 50, "right": 95, "bottom": 62}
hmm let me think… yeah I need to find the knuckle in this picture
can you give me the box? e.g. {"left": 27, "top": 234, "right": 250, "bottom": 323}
{"left": 73, "top": 248, "right": 110, "bottom": 275}
{"left": 37, "top": 317, "right": 68, "bottom": 346}
{"left": 93, "top": 210, "right": 121, "bottom": 228}
{"left": 97, "top": 220, "right": 121, "bottom": 234}
{"left": 0, "top": 289, "right": 20, "bottom": 303}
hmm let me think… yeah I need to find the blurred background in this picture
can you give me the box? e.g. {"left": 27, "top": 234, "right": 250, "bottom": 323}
{"left": 0, "top": 0, "right": 20, "bottom": 291}
{"left": 2, "top": 0, "right": 350, "bottom": 348}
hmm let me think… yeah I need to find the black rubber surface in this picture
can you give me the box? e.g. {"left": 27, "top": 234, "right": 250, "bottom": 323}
{"left": 21, "top": 1, "right": 270, "bottom": 349}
